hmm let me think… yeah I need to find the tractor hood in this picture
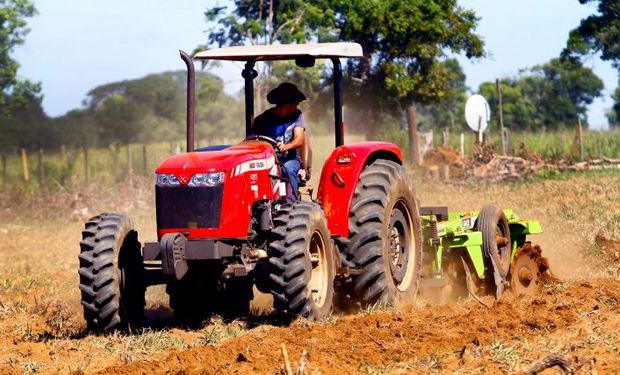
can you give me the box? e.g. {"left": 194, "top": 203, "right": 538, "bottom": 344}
{"left": 155, "top": 141, "right": 275, "bottom": 184}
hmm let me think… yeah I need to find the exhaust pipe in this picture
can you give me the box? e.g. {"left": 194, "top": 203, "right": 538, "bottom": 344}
{"left": 179, "top": 50, "right": 195, "bottom": 152}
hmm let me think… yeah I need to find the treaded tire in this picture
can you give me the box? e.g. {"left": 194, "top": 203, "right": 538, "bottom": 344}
{"left": 79, "top": 213, "right": 144, "bottom": 332}
{"left": 476, "top": 205, "right": 511, "bottom": 279}
{"left": 340, "top": 159, "right": 422, "bottom": 306}
{"left": 269, "top": 201, "right": 335, "bottom": 320}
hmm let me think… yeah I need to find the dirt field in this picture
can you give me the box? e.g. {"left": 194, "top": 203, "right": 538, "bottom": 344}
{"left": 1, "top": 172, "right": 620, "bottom": 374}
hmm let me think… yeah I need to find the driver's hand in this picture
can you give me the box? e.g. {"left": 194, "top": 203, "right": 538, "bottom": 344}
{"left": 277, "top": 142, "right": 288, "bottom": 153}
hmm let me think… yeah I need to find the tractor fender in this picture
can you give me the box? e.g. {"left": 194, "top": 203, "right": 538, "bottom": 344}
{"left": 316, "top": 141, "right": 403, "bottom": 237}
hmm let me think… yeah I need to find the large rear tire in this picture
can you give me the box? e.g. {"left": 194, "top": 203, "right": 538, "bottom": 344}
{"left": 79, "top": 213, "right": 145, "bottom": 332}
{"left": 269, "top": 201, "right": 335, "bottom": 320}
{"left": 476, "top": 205, "right": 511, "bottom": 298}
{"left": 340, "top": 159, "right": 422, "bottom": 306}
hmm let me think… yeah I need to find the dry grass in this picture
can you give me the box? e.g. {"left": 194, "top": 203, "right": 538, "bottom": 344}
{"left": 1, "top": 143, "right": 620, "bottom": 372}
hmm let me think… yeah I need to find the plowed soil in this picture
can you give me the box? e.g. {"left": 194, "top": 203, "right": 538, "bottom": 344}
{"left": 2, "top": 173, "right": 620, "bottom": 374}
{"left": 99, "top": 279, "right": 620, "bottom": 374}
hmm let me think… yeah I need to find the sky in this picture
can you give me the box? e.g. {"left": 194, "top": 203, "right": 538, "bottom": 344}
{"left": 14, "top": 0, "right": 618, "bottom": 130}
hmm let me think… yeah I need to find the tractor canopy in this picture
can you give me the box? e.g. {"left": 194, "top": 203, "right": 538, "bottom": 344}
{"left": 180, "top": 42, "right": 364, "bottom": 151}
{"left": 193, "top": 42, "right": 363, "bottom": 61}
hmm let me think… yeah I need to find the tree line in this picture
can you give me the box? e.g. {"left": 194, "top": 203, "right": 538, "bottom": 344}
{"left": 2, "top": 0, "right": 620, "bottom": 154}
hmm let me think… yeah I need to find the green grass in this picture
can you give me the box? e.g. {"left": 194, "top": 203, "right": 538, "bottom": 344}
{"left": 456, "top": 128, "right": 620, "bottom": 161}
{"left": 379, "top": 126, "right": 620, "bottom": 163}
{"left": 0, "top": 134, "right": 364, "bottom": 195}
{"left": 2, "top": 128, "right": 620, "bottom": 195}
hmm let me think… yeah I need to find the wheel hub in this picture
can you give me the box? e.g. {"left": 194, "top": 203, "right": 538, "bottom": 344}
{"left": 309, "top": 231, "right": 328, "bottom": 307}
{"left": 387, "top": 200, "right": 415, "bottom": 291}
{"left": 511, "top": 253, "right": 540, "bottom": 296}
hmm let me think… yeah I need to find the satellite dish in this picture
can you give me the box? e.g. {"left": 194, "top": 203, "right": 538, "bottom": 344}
{"left": 465, "top": 94, "right": 491, "bottom": 133}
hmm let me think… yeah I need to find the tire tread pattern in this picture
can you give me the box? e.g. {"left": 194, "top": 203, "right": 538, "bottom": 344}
{"left": 78, "top": 213, "right": 144, "bottom": 332}
{"left": 269, "top": 201, "right": 334, "bottom": 320}
{"left": 339, "top": 159, "right": 422, "bottom": 305}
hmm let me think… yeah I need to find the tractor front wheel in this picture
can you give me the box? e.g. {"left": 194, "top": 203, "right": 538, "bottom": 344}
{"left": 269, "top": 201, "right": 335, "bottom": 320}
{"left": 78, "top": 213, "right": 145, "bottom": 332}
{"left": 341, "top": 159, "right": 422, "bottom": 306}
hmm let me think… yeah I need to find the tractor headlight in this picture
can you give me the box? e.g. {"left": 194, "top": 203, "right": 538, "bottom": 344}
{"left": 188, "top": 172, "right": 224, "bottom": 187}
{"left": 156, "top": 173, "right": 181, "bottom": 187}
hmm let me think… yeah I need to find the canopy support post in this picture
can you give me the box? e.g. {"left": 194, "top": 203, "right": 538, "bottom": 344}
{"left": 242, "top": 61, "right": 258, "bottom": 136}
{"left": 332, "top": 57, "right": 344, "bottom": 147}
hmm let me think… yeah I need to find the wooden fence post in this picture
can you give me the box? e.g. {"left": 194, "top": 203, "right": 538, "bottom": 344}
{"left": 442, "top": 129, "right": 449, "bottom": 147}
{"left": 38, "top": 149, "right": 45, "bottom": 190}
{"left": 142, "top": 144, "right": 148, "bottom": 175}
{"left": 577, "top": 118, "right": 584, "bottom": 161}
{"left": 502, "top": 128, "right": 511, "bottom": 155}
{"left": 1, "top": 154, "right": 6, "bottom": 188}
{"left": 21, "top": 148, "right": 29, "bottom": 182}
{"left": 496, "top": 79, "right": 507, "bottom": 155}
{"left": 127, "top": 144, "right": 134, "bottom": 188}
{"left": 460, "top": 133, "right": 465, "bottom": 157}
{"left": 406, "top": 106, "right": 421, "bottom": 166}
{"left": 61, "top": 144, "right": 67, "bottom": 162}
{"left": 83, "top": 147, "right": 89, "bottom": 184}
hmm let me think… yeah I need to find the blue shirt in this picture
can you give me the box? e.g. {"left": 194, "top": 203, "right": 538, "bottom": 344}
{"left": 251, "top": 108, "right": 305, "bottom": 162}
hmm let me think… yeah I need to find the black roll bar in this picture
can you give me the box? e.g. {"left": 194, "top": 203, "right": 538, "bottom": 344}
{"left": 181, "top": 52, "right": 346, "bottom": 150}
{"left": 242, "top": 61, "right": 258, "bottom": 136}
{"left": 331, "top": 57, "right": 344, "bottom": 148}
{"left": 179, "top": 50, "right": 195, "bottom": 152}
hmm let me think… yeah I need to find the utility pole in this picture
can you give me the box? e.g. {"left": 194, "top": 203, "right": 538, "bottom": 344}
{"left": 496, "top": 79, "right": 507, "bottom": 155}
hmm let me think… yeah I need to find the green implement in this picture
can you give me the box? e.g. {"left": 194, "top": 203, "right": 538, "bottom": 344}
{"left": 419, "top": 205, "right": 548, "bottom": 300}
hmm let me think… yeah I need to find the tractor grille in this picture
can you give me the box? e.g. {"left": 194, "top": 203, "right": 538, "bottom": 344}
{"left": 156, "top": 185, "right": 223, "bottom": 229}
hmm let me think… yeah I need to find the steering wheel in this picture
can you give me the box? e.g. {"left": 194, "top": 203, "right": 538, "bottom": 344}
{"left": 244, "top": 134, "right": 279, "bottom": 147}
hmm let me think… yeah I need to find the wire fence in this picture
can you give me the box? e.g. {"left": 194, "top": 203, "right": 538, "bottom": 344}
{"left": 2, "top": 129, "right": 620, "bottom": 195}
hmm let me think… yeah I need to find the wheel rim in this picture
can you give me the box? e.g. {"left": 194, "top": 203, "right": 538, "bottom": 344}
{"left": 388, "top": 199, "right": 415, "bottom": 292}
{"left": 309, "top": 230, "right": 329, "bottom": 307}
{"left": 494, "top": 217, "right": 511, "bottom": 274}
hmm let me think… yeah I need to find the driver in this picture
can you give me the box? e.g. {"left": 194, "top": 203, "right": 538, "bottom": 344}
{"left": 251, "top": 82, "right": 307, "bottom": 202}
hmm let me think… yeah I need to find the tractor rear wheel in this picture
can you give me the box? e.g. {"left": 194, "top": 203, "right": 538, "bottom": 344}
{"left": 79, "top": 213, "right": 145, "bottom": 332}
{"left": 269, "top": 201, "right": 335, "bottom": 320}
{"left": 341, "top": 159, "right": 422, "bottom": 306}
{"left": 476, "top": 205, "right": 512, "bottom": 298}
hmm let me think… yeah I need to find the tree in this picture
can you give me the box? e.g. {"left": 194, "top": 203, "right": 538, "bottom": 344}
{"left": 203, "top": 0, "right": 485, "bottom": 136}
{"left": 81, "top": 71, "right": 241, "bottom": 146}
{"left": 416, "top": 58, "right": 468, "bottom": 130}
{"left": 0, "top": 95, "right": 47, "bottom": 152}
{"left": 563, "top": 0, "right": 620, "bottom": 71}
{"left": 204, "top": 1, "right": 334, "bottom": 112}
{"left": 478, "top": 58, "right": 603, "bottom": 130}
{"left": 0, "top": 0, "right": 41, "bottom": 118}
{"left": 607, "top": 86, "right": 620, "bottom": 127}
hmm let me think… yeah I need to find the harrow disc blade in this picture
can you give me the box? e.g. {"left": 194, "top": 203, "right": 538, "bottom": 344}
{"left": 511, "top": 243, "right": 550, "bottom": 296}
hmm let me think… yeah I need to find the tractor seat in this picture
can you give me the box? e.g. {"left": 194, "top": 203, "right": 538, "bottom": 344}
{"left": 297, "top": 131, "right": 312, "bottom": 187}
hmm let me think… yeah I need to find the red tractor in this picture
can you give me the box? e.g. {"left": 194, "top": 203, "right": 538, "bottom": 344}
{"left": 78, "top": 43, "right": 422, "bottom": 331}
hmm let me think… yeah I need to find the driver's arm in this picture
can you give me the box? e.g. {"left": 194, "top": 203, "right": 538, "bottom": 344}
{"left": 278, "top": 127, "right": 304, "bottom": 153}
